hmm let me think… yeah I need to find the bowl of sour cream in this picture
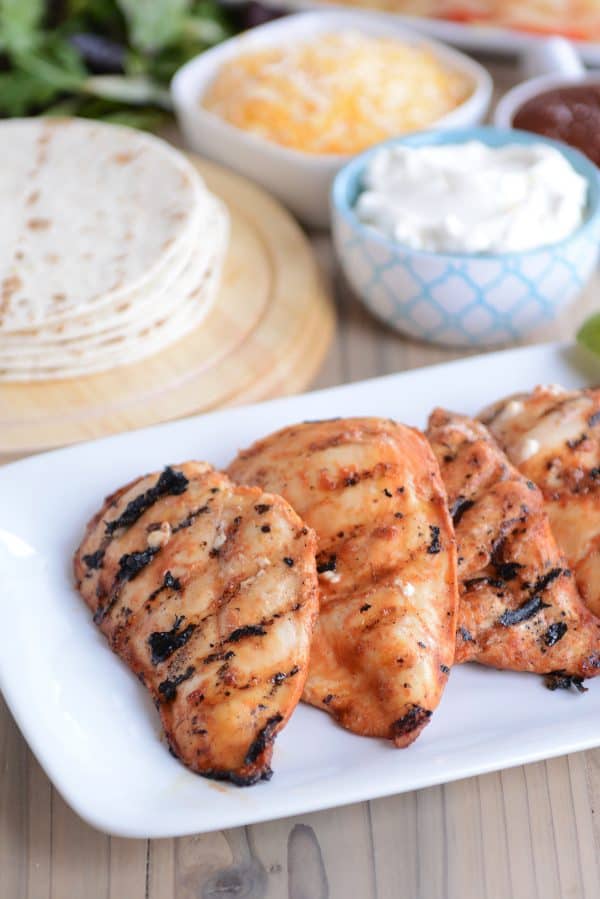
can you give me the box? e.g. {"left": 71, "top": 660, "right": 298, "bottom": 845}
{"left": 331, "top": 126, "right": 600, "bottom": 346}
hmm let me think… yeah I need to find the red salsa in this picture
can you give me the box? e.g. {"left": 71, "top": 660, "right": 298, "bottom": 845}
{"left": 513, "top": 84, "right": 600, "bottom": 166}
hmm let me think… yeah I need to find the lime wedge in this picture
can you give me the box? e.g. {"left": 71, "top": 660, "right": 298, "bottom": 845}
{"left": 577, "top": 314, "right": 600, "bottom": 356}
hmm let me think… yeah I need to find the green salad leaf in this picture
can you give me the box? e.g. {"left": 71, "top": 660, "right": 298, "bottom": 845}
{"left": 116, "top": 0, "right": 189, "bottom": 53}
{"left": 0, "top": 0, "right": 44, "bottom": 55}
{"left": 0, "top": 0, "right": 233, "bottom": 130}
{"left": 18, "top": 35, "right": 87, "bottom": 90}
{"left": 0, "top": 69, "right": 58, "bottom": 116}
{"left": 84, "top": 74, "right": 172, "bottom": 109}
{"left": 0, "top": 33, "right": 86, "bottom": 116}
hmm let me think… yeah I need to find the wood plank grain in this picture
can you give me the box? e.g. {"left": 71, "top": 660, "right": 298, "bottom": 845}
{"left": 522, "top": 760, "right": 561, "bottom": 899}
{"left": 501, "top": 765, "right": 541, "bottom": 899}
{"left": 567, "top": 753, "right": 600, "bottom": 899}
{"left": 174, "top": 831, "right": 237, "bottom": 898}
{"left": 545, "top": 755, "right": 597, "bottom": 899}
{"left": 368, "top": 790, "right": 420, "bottom": 899}
{"left": 25, "top": 755, "right": 52, "bottom": 899}
{"left": 444, "top": 778, "right": 486, "bottom": 899}
{"left": 235, "top": 819, "right": 294, "bottom": 899}
{"left": 337, "top": 285, "right": 387, "bottom": 384}
{"left": 147, "top": 839, "right": 175, "bottom": 899}
{"left": 293, "top": 806, "right": 376, "bottom": 899}
{"left": 476, "top": 772, "right": 512, "bottom": 899}
{"left": 287, "top": 821, "right": 329, "bottom": 899}
{"left": 311, "top": 236, "right": 345, "bottom": 394}
{"left": 584, "top": 748, "right": 600, "bottom": 857}
{"left": 108, "top": 838, "right": 147, "bottom": 899}
{"left": 0, "top": 698, "right": 27, "bottom": 899}
{"left": 50, "top": 792, "right": 110, "bottom": 899}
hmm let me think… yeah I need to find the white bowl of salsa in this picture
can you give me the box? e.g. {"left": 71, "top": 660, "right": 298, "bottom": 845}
{"left": 495, "top": 38, "right": 600, "bottom": 168}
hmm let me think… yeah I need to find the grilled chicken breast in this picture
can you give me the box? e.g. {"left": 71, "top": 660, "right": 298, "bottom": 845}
{"left": 427, "top": 408, "right": 600, "bottom": 679}
{"left": 481, "top": 386, "right": 600, "bottom": 618}
{"left": 74, "top": 462, "right": 319, "bottom": 785}
{"left": 228, "top": 418, "right": 458, "bottom": 747}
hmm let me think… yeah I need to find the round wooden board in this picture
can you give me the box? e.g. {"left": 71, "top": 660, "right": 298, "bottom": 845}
{"left": 0, "top": 157, "right": 334, "bottom": 455}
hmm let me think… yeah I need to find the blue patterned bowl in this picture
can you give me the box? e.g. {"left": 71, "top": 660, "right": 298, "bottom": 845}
{"left": 331, "top": 126, "right": 600, "bottom": 347}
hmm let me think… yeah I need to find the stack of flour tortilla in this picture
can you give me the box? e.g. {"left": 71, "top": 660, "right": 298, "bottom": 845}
{"left": 0, "top": 118, "right": 229, "bottom": 381}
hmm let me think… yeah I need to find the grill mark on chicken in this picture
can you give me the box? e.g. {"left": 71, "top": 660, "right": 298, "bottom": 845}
{"left": 325, "top": 461, "right": 396, "bottom": 491}
{"left": 82, "top": 548, "right": 104, "bottom": 570}
{"left": 117, "top": 547, "right": 159, "bottom": 583}
{"left": 489, "top": 533, "right": 524, "bottom": 582}
{"left": 427, "top": 526, "right": 441, "bottom": 554}
{"left": 147, "top": 570, "right": 181, "bottom": 603}
{"left": 93, "top": 596, "right": 116, "bottom": 625}
{"left": 391, "top": 705, "right": 432, "bottom": 740}
{"left": 148, "top": 616, "right": 196, "bottom": 665}
{"left": 450, "top": 496, "right": 475, "bottom": 527}
{"left": 499, "top": 596, "right": 551, "bottom": 627}
{"left": 316, "top": 554, "right": 336, "bottom": 574}
{"left": 492, "top": 561, "right": 523, "bottom": 581}
{"left": 544, "top": 671, "right": 587, "bottom": 692}
{"left": 74, "top": 462, "right": 319, "bottom": 785}
{"left": 105, "top": 466, "right": 189, "bottom": 535}
{"left": 225, "top": 624, "right": 267, "bottom": 643}
{"left": 202, "top": 766, "right": 273, "bottom": 787}
{"left": 158, "top": 665, "right": 195, "bottom": 701}
{"left": 203, "top": 649, "right": 236, "bottom": 665}
{"left": 544, "top": 622, "right": 568, "bottom": 647}
{"left": 499, "top": 567, "right": 565, "bottom": 626}
{"left": 271, "top": 666, "right": 300, "bottom": 686}
{"left": 244, "top": 714, "right": 283, "bottom": 765}
{"left": 171, "top": 504, "right": 211, "bottom": 533}
{"left": 529, "top": 567, "right": 564, "bottom": 596}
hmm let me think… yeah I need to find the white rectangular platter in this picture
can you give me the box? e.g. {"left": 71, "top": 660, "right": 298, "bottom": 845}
{"left": 2, "top": 341, "right": 600, "bottom": 838}
{"left": 250, "top": 0, "right": 600, "bottom": 65}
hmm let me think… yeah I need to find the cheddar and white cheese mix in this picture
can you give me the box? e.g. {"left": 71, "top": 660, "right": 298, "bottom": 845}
{"left": 202, "top": 32, "right": 472, "bottom": 155}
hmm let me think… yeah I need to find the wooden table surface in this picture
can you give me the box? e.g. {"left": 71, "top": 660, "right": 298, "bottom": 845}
{"left": 3, "top": 59, "right": 600, "bottom": 899}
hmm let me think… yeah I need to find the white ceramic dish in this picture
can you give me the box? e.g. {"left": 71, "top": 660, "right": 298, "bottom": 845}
{"left": 2, "top": 341, "right": 600, "bottom": 838}
{"left": 171, "top": 11, "right": 492, "bottom": 227}
{"left": 238, "top": 1, "right": 600, "bottom": 65}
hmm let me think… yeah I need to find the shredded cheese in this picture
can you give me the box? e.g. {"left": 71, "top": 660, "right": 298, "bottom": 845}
{"left": 202, "top": 31, "right": 472, "bottom": 155}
